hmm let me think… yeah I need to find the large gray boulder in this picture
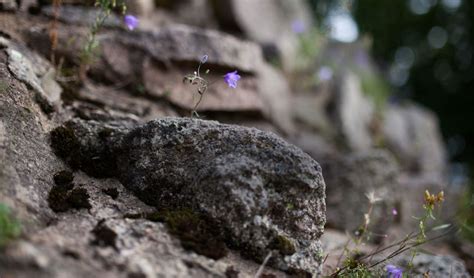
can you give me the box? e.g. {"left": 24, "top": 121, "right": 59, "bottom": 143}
{"left": 50, "top": 117, "right": 326, "bottom": 275}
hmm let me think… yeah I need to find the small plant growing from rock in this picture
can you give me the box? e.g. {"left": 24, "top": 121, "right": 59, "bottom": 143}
{"left": 0, "top": 203, "right": 21, "bottom": 247}
{"left": 184, "top": 55, "right": 241, "bottom": 117}
{"left": 79, "top": 0, "right": 138, "bottom": 80}
{"left": 291, "top": 19, "right": 325, "bottom": 71}
{"left": 407, "top": 190, "right": 445, "bottom": 268}
{"left": 330, "top": 190, "right": 448, "bottom": 277}
{"left": 354, "top": 191, "right": 383, "bottom": 245}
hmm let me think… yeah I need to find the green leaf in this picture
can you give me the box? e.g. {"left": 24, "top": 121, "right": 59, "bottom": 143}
{"left": 432, "top": 223, "right": 451, "bottom": 231}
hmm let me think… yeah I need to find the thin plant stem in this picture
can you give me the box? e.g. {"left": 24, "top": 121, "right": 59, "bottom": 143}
{"left": 191, "top": 92, "right": 204, "bottom": 117}
{"left": 254, "top": 251, "right": 273, "bottom": 278}
{"left": 49, "top": 0, "right": 62, "bottom": 65}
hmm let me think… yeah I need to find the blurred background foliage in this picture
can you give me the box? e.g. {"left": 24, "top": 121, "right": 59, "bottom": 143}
{"left": 310, "top": 0, "right": 474, "bottom": 180}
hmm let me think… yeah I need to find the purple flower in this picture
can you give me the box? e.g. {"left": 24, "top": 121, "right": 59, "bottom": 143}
{"left": 392, "top": 208, "right": 398, "bottom": 216}
{"left": 124, "top": 15, "right": 139, "bottom": 31}
{"left": 200, "top": 55, "right": 208, "bottom": 64}
{"left": 224, "top": 71, "right": 241, "bottom": 89}
{"left": 386, "top": 264, "right": 403, "bottom": 278}
{"left": 317, "top": 66, "right": 333, "bottom": 81}
{"left": 292, "top": 20, "right": 306, "bottom": 34}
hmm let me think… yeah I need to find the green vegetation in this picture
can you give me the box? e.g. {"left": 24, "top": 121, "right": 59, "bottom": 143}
{"left": 331, "top": 190, "right": 447, "bottom": 277}
{"left": 269, "top": 234, "right": 296, "bottom": 256}
{"left": 80, "top": 0, "right": 127, "bottom": 79}
{"left": 0, "top": 81, "right": 8, "bottom": 93}
{"left": 337, "top": 257, "right": 381, "bottom": 278}
{"left": 458, "top": 189, "right": 474, "bottom": 242}
{"left": 358, "top": 70, "right": 390, "bottom": 112}
{"left": 0, "top": 203, "right": 21, "bottom": 247}
{"left": 295, "top": 27, "right": 325, "bottom": 70}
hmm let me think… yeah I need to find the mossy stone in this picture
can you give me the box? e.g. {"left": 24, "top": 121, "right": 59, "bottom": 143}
{"left": 53, "top": 170, "right": 74, "bottom": 186}
{"left": 269, "top": 235, "right": 296, "bottom": 256}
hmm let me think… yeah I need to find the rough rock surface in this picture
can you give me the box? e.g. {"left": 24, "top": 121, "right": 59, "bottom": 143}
{"left": 0, "top": 0, "right": 17, "bottom": 11}
{"left": 395, "top": 253, "right": 471, "bottom": 277}
{"left": 1, "top": 36, "right": 62, "bottom": 112}
{"left": 0, "top": 48, "right": 62, "bottom": 230}
{"left": 51, "top": 117, "right": 326, "bottom": 275}
{"left": 322, "top": 150, "right": 399, "bottom": 237}
{"left": 0, "top": 40, "right": 315, "bottom": 277}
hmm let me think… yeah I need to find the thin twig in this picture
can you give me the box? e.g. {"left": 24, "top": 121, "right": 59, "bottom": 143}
{"left": 336, "top": 237, "right": 351, "bottom": 268}
{"left": 49, "top": 0, "right": 62, "bottom": 65}
{"left": 254, "top": 251, "right": 273, "bottom": 278}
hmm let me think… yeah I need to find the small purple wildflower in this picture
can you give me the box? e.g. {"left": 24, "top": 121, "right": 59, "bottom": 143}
{"left": 392, "top": 208, "right": 398, "bottom": 216}
{"left": 124, "top": 15, "right": 139, "bottom": 31}
{"left": 317, "top": 66, "right": 333, "bottom": 81}
{"left": 224, "top": 71, "right": 241, "bottom": 89}
{"left": 200, "top": 55, "right": 209, "bottom": 64}
{"left": 292, "top": 19, "right": 306, "bottom": 34}
{"left": 386, "top": 264, "right": 403, "bottom": 278}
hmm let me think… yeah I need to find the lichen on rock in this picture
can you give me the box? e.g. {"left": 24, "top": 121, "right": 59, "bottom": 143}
{"left": 51, "top": 117, "right": 326, "bottom": 275}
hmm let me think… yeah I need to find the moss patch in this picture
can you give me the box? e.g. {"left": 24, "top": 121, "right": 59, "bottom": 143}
{"left": 0, "top": 204, "right": 21, "bottom": 247}
{"left": 269, "top": 235, "right": 296, "bottom": 256}
{"left": 53, "top": 170, "right": 74, "bottom": 186}
{"left": 50, "top": 123, "right": 117, "bottom": 178}
{"left": 68, "top": 188, "right": 92, "bottom": 209}
{"left": 50, "top": 125, "right": 80, "bottom": 165}
{"left": 125, "top": 209, "right": 228, "bottom": 260}
{"left": 48, "top": 172, "right": 91, "bottom": 212}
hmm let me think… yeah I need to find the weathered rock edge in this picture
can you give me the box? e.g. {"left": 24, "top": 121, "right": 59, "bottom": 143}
{"left": 50, "top": 117, "right": 326, "bottom": 275}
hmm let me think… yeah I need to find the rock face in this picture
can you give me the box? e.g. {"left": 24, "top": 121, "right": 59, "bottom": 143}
{"left": 1, "top": 37, "right": 62, "bottom": 112}
{"left": 1, "top": 39, "right": 322, "bottom": 276}
{"left": 213, "top": 0, "right": 314, "bottom": 70}
{"left": 322, "top": 150, "right": 399, "bottom": 237}
{"left": 0, "top": 48, "right": 63, "bottom": 230}
{"left": 26, "top": 22, "right": 294, "bottom": 133}
{"left": 383, "top": 102, "right": 455, "bottom": 230}
{"left": 0, "top": 0, "right": 17, "bottom": 11}
{"left": 51, "top": 117, "right": 326, "bottom": 275}
{"left": 332, "top": 72, "right": 376, "bottom": 152}
{"left": 383, "top": 102, "right": 447, "bottom": 175}
{"left": 2, "top": 2, "right": 471, "bottom": 277}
